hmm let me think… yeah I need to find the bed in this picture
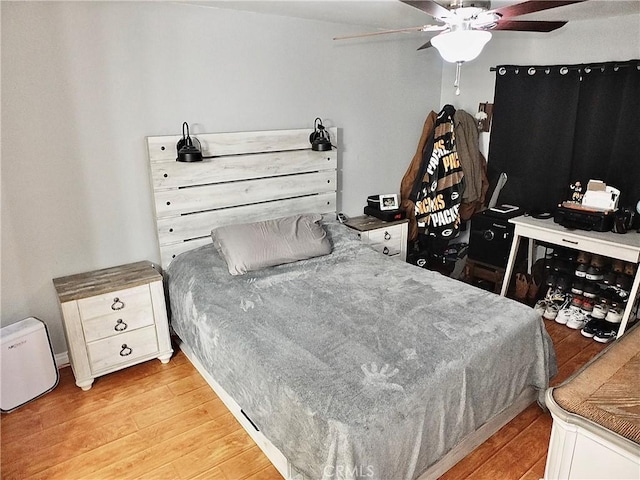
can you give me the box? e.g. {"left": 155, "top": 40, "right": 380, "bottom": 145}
{"left": 147, "top": 127, "right": 557, "bottom": 479}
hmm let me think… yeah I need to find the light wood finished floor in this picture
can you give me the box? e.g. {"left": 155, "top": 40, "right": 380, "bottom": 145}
{"left": 1, "top": 320, "right": 606, "bottom": 480}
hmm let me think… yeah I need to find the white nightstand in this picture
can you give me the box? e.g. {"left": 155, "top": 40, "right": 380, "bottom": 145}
{"left": 53, "top": 261, "right": 173, "bottom": 390}
{"left": 344, "top": 215, "right": 409, "bottom": 261}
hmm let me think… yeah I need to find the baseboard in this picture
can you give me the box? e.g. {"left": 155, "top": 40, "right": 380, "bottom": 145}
{"left": 55, "top": 351, "right": 69, "bottom": 369}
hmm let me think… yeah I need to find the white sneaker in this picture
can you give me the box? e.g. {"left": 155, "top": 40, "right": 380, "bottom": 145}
{"left": 534, "top": 300, "right": 547, "bottom": 317}
{"left": 555, "top": 307, "right": 574, "bottom": 325}
{"left": 566, "top": 310, "right": 588, "bottom": 330}
{"left": 544, "top": 303, "right": 559, "bottom": 321}
{"left": 605, "top": 307, "right": 623, "bottom": 323}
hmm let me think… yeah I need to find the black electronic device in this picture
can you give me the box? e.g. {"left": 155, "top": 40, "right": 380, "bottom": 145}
{"left": 363, "top": 205, "right": 405, "bottom": 222}
{"left": 554, "top": 204, "right": 615, "bottom": 232}
{"left": 468, "top": 206, "right": 522, "bottom": 268}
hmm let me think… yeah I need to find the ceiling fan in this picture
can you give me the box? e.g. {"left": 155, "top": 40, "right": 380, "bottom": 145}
{"left": 334, "top": 1, "right": 587, "bottom": 93}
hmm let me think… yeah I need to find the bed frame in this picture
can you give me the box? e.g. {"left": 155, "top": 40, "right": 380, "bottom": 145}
{"left": 146, "top": 127, "right": 536, "bottom": 479}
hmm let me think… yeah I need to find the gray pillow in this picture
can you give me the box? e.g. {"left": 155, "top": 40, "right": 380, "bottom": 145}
{"left": 211, "top": 214, "right": 332, "bottom": 275}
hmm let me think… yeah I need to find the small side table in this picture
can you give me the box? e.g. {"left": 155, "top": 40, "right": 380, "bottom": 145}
{"left": 53, "top": 261, "right": 173, "bottom": 390}
{"left": 344, "top": 215, "right": 409, "bottom": 261}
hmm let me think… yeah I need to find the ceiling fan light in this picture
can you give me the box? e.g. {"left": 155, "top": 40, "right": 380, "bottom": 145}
{"left": 431, "top": 30, "right": 492, "bottom": 63}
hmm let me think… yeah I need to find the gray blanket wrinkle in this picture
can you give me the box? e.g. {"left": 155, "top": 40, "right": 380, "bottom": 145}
{"left": 167, "top": 219, "right": 557, "bottom": 480}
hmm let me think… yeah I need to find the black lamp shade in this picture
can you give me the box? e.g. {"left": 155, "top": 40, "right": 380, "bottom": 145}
{"left": 176, "top": 122, "right": 203, "bottom": 162}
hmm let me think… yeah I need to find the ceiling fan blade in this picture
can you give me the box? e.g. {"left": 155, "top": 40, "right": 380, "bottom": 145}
{"left": 492, "top": 19, "right": 568, "bottom": 32}
{"left": 417, "top": 40, "right": 433, "bottom": 51}
{"left": 333, "top": 25, "right": 445, "bottom": 41}
{"left": 490, "top": 0, "right": 587, "bottom": 19}
{"left": 401, "top": 0, "right": 452, "bottom": 19}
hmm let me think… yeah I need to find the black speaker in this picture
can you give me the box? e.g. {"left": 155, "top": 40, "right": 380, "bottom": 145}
{"left": 468, "top": 209, "right": 520, "bottom": 268}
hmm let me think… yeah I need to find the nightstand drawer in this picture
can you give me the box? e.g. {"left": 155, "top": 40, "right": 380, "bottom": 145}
{"left": 78, "top": 284, "right": 151, "bottom": 320}
{"left": 81, "top": 305, "right": 155, "bottom": 343}
{"left": 366, "top": 226, "right": 403, "bottom": 245}
{"left": 87, "top": 325, "right": 158, "bottom": 373}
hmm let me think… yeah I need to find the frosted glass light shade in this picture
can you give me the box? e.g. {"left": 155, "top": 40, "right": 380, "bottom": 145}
{"left": 431, "top": 30, "right": 492, "bottom": 63}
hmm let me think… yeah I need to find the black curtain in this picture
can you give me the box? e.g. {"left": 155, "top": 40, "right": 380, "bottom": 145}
{"left": 487, "top": 60, "right": 640, "bottom": 214}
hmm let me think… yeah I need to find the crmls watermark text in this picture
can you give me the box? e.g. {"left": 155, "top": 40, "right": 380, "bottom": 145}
{"left": 323, "top": 465, "right": 375, "bottom": 478}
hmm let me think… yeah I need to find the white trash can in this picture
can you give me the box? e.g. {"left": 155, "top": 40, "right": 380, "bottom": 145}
{"left": 1, "top": 317, "right": 59, "bottom": 413}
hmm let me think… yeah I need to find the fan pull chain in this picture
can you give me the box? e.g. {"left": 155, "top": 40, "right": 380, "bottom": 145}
{"left": 454, "top": 62, "right": 462, "bottom": 96}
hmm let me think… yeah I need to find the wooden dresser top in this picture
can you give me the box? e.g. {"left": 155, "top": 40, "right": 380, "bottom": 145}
{"left": 53, "top": 261, "right": 161, "bottom": 303}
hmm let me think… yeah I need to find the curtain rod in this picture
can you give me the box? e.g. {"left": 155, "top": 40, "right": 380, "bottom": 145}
{"left": 490, "top": 60, "right": 640, "bottom": 73}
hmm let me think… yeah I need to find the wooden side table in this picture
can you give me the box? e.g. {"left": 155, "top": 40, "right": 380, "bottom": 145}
{"left": 53, "top": 261, "right": 173, "bottom": 390}
{"left": 344, "top": 215, "right": 409, "bottom": 261}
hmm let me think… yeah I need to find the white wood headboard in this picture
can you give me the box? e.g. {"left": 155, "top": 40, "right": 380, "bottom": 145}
{"left": 147, "top": 128, "right": 338, "bottom": 268}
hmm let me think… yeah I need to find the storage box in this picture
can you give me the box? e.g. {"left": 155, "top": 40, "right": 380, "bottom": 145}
{"left": 581, "top": 180, "right": 620, "bottom": 211}
{"left": 1, "top": 317, "right": 59, "bottom": 413}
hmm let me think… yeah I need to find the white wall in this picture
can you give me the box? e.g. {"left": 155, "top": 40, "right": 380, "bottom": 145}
{"left": 1, "top": 1, "right": 442, "bottom": 354}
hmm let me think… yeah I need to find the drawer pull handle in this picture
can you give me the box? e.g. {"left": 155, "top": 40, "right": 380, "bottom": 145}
{"left": 114, "top": 319, "right": 128, "bottom": 332}
{"left": 561, "top": 239, "right": 579, "bottom": 245}
{"left": 111, "top": 297, "right": 125, "bottom": 311}
{"left": 384, "top": 231, "right": 391, "bottom": 240}
{"left": 383, "top": 246, "right": 390, "bottom": 255}
{"left": 120, "top": 344, "right": 132, "bottom": 357}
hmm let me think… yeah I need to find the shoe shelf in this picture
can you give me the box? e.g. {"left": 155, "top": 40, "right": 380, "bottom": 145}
{"left": 501, "top": 216, "right": 640, "bottom": 340}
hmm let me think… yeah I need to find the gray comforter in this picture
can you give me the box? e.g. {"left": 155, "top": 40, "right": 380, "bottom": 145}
{"left": 167, "top": 220, "right": 556, "bottom": 480}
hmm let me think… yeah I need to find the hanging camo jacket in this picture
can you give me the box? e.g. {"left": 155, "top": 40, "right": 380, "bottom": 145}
{"left": 411, "top": 104, "right": 464, "bottom": 240}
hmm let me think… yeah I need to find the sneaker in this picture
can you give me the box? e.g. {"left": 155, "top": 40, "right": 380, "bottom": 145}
{"left": 571, "top": 279, "right": 585, "bottom": 295}
{"left": 581, "top": 297, "right": 594, "bottom": 312}
{"left": 585, "top": 266, "right": 604, "bottom": 281}
{"left": 582, "top": 282, "right": 600, "bottom": 299}
{"left": 566, "top": 310, "right": 588, "bottom": 330}
{"left": 594, "top": 322, "right": 620, "bottom": 343}
{"left": 605, "top": 306, "right": 623, "bottom": 323}
{"left": 575, "top": 264, "right": 589, "bottom": 278}
{"left": 543, "top": 303, "right": 559, "bottom": 321}
{"left": 591, "top": 303, "right": 609, "bottom": 320}
{"left": 556, "top": 306, "right": 579, "bottom": 325}
{"left": 602, "top": 271, "right": 617, "bottom": 285}
{"left": 581, "top": 317, "right": 607, "bottom": 338}
{"left": 570, "top": 295, "right": 584, "bottom": 308}
{"left": 534, "top": 300, "right": 548, "bottom": 317}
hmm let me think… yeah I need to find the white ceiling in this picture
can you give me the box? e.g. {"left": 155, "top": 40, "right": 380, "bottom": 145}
{"left": 179, "top": 0, "right": 640, "bottom": 31}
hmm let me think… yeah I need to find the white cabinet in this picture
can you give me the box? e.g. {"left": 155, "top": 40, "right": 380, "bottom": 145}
{"left": 345, "top": 215, "right": 408, "bottom": 261}
{"left": 53, "top": 261, "right": 173, "bottom": 390}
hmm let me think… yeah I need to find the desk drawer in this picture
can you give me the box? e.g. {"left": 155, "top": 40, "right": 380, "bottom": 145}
{"left": 538, "top": 231, "right": 638, "bottom": 262}
{"left": 87, "top": 326, "right": 158, "bottom": 373}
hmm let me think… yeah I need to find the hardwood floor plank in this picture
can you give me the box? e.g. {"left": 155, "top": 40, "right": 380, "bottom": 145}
{"left": 88, "top": 418, "right": 234, "bottom": 479}
{"left": 245, "top": 464, "right": 285, "bottom": 480}
{"left": 518, "top": 455, "right": 548, "bottom": 480}
{"left": 172, "top": 429, "right": 257, "bottom": 478}
{"left": 440, "top": 403, "right": 544, "bottom": 480}
{"left": 465, "top": 413, "right": 553, "bottom": 479}
{"left": 1, "top": 415, "right": 139, "bottom": 478}
{"left": 216, "top": 445, "right": 274, "bottom": 480}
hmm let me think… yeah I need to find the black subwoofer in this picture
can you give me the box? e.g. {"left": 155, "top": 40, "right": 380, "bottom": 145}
{"left": 468, "top": 209, "right": 520, "bottom": 268}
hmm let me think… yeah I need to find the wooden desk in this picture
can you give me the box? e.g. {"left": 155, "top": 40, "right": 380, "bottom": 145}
{"left": 500, "top": 216, "right": 640, "bottom": 338}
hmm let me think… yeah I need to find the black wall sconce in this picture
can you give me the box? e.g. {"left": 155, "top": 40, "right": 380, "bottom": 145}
{"left": 309, "top": 117, "right": 332, "bottom": 151}
{"left": 176, "top": 122, "right": 203, "bottom": 162}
